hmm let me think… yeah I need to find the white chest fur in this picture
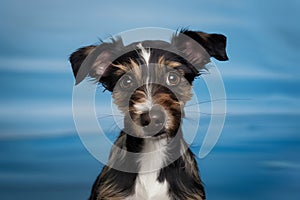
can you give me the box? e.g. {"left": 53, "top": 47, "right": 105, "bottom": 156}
{"left": 126, "top": 139, "right": 171, "bottom": 200}
{"left": 131, "top": 171, "right": 170, "bottom": 200}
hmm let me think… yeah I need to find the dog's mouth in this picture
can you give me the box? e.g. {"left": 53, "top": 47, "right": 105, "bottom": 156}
{"left": 152, "top": 129, "right": 167, "bottom": 137}
{"left": 142, "top": 128, "right": 167, "bottom": 138}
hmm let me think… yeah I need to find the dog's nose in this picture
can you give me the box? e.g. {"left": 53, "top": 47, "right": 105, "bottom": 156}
{"left": 140, "top": 112, "right": 151, "bottom": 126}
{"left": 150, "top": 108, "right": 165, "bottom": 127}
{"left": 140, "top": 106, "right": 166, "bottom": 127}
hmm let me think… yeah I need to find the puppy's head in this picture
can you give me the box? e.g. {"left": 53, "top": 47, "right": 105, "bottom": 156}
{"left": 70, "top": 30, "right": 228, "bottom": 138}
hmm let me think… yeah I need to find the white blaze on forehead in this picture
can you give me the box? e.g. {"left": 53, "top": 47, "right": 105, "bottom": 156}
{"left": 136, "top": 43, "right": 152, "bottom": 104}
{"left": 134, "top": 99, "right": 152, "bottom": 114}
{"left": 137, "top": 43, "right": 150, "bottom": 66}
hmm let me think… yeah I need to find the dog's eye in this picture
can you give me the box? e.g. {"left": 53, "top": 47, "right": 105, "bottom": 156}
{"left": 166, "top": 72, "right": 181, "bottom": 86}
{"left": 120, "top": 75, "right": 134, "bottom": 89}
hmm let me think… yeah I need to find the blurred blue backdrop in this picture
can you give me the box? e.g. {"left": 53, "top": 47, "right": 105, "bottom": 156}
{"left": 0, "top": 0, "right": 299, "bottom": 199}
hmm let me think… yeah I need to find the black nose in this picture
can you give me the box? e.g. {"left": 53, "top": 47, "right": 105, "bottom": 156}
{"left": 140, "top": 106, "right": 165, "bottom": 127}
{"left": 140, "top": 112, "right": 151, "bottom": 126}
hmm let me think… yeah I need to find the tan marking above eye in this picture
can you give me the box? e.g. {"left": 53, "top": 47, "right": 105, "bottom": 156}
{"left": 165, "top": 61, "right": 182, "bottom": 68}
{"left": 157, "top": 56, "right": 182, "bottom": 68}
{"left": 112, "top": 63, "right": 128, "bottom": 72}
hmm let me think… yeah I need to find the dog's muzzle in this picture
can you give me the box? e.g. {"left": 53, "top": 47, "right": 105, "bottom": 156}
{"left": 140, "top": 105, "right": 166, "bottom": 137}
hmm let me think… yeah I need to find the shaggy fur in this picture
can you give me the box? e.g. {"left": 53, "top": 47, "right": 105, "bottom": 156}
{"left": 69, "top": 29, "right": 228, "bottom": 200}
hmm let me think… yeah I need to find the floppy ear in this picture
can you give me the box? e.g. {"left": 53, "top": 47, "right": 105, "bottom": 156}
{"left": 172, "top": 30, "right": 228, "bottom": 70}
{"left": 69, "top": 38, "right": 124, "bottom": 85}
{"left": 69, "top": 45, "right": 96, "bottom": 81}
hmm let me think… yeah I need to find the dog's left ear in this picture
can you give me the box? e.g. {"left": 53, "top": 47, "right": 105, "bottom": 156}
{"left": 172, "top": 30, "right": 228, "bottom": 70}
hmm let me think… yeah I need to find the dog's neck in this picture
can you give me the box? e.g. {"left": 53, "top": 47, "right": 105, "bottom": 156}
{"left": 123, "top": 128, "right": 187, "bottom": 170}
{"left": 138, "top": 137, "right": 168, "bottom": 172}
{"left": 124, "top": 129, "right": 192, "bottom": 200}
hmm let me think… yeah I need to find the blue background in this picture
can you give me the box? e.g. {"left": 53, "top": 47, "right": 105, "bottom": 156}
{"left": 0, "top": 0, "right": 299, "bottom": 199}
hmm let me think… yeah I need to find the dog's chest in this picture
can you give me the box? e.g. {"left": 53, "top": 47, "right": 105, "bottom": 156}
{"left": 126, "top": 139, "right": 171, "bottom": 200}
{"left": 128, "top": 172, "right": 170, "bottom": 200}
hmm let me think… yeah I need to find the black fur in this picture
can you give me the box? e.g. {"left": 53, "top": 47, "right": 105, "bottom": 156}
{"left": 180, "top": 30, "right": 228, "bottom": 61}
{"left": 69, "top": 29, "right": 228, "bottom": 200}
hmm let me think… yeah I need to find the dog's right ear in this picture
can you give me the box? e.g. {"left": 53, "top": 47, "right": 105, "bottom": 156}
{"left": 69, "top": 45, "right": 97, "bottom": 83}
{"left": 172, "top": 30, "right": 228, "bottom": 72}
{"left": 69, "top": 38, "right": 124, "bottom": 85}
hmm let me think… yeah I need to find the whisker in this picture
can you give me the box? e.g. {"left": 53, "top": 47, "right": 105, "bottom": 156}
{"left": 185, "top": 98, "right": 251, "bottom": 108}
{"left": 185, "top": 111, "right": 227, "bottom": 116}
{"left": 96, "top": 114, "right": 123, "bottom": 135}
{"left": 97, "top": 114, "right": 123, "bottom": 120}
{"left": 107, "top": 118, "right": 124, "bottom": 133}
{"left": 184, "top": 116, "right": 199, "bottom": 123}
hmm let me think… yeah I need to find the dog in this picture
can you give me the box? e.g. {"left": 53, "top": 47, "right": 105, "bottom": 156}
{"left": 69, "top": 29, "right": 228, "bottom": 200}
